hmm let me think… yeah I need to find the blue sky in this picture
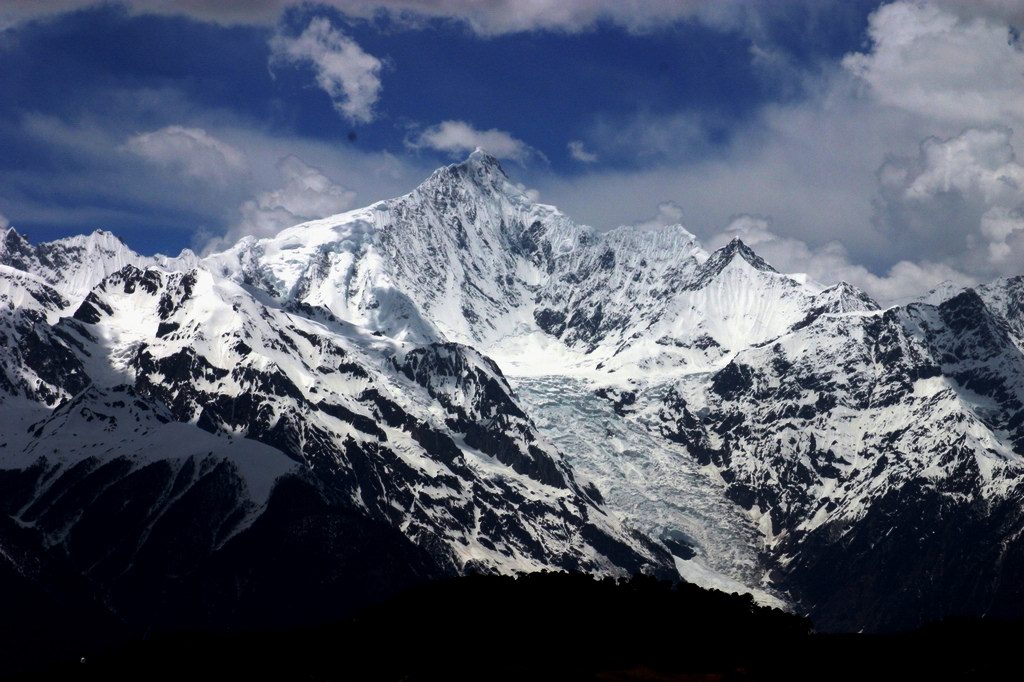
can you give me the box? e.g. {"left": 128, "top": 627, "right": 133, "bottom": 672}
{"left": 1, "top": 1, "right": 1023, "bottom": 301}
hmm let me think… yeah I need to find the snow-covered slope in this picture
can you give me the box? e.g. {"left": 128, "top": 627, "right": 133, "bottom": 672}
{"left": 75, "top": 264, "right": 666, "bottom": 572}
{"left": 978, "top": 276, "right": 1024, "bottom": 351}
{"left": 588, "top": 238, "right": 819, "bottom": 375}
{"left": 3, "top": 151, "right": 1024, "bottom": 633}
{"left": 0, "top": 246, "right": 674, "bottom": 630}
{"left": 0, "top": 227, "right": 197, "bottom": 305}
{"left": 0, "top": 265, "right": 87, "bottom": 406}
{"left": 657, "top": 289, "right": 1024, "bottom": 630}
{"left": 204, "top": 150, "right": 576, "bottom": 347}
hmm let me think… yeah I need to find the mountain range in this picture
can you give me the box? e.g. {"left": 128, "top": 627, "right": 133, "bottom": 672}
{"left": 2, "top": 149, "right": 1023, "bottom": 635}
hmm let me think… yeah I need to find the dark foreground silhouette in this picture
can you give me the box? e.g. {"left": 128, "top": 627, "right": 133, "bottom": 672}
{"left": 7, "top": 572, "right": 1020, "bottom": 681}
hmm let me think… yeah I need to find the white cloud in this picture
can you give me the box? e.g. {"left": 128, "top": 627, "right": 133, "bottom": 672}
{"left": 516, "top": 184, "right": 541, "bottom": 203}
{"left": 630, "top": 201, "right": 688, "bottom": 231}
{"left": 0, "top": 1, "right": 755, "bottom": 34}
{"left": 898, "top": 128, "right": 1024, "bottom": 203}
{"left": 4, "top": 114, "right": 259, "bottom": 233}
{"left": 532, "top": 1, "right": 1024, "bottom": 300}
{"left": 270, "top": 17, "right": 383, "bottom": 124}
{"left": 5, "top": 1, "right": 1020, "bottom": 40}
{"left": 0, "top": 210, "right": 9, "bottom": 229}
{"left": 407, "top": 120, "right": 538, "bottom": 163}
{"left": 340, "top": 0, "right": 743, "bottom": 35}
{"left": 567, "top": 140, "right": 598, "bottom": 163}
{"left": 859, "top": 260, "right": 978, "bottom": 303}
{"left": 980, "top": 206, "right": 1024, "bottom": 262}
{"left": 843, "top": 1, "right": 1024, "bottom": 126}
{"left": 207, "top": 154, "right": 357, "bottom": 252}
{"left": 123, "top": 125, "right": 249, "bottom": 183}
{"left": 875, "top": 126, "right": 1024, "bottom": 275}
{"left": 536, "top": 90, "right": 887, "bottom": 258}
{"left": 931, "top": 0, "right": 1024, "bottom": 26}
{"left": 710, "top": 214, "right": 775, "bottom": 247}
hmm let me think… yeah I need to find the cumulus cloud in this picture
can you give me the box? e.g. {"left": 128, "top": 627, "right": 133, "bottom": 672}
{"left": 980, "top": 206, "right": 1024, "bottom": 262}
{"left": 709, "top": 214, "right": 775, "bottom": 247}
{"left": 537, "top": 91, "right": 886, "bottom": 259}
{"left": 270, "top": 17, "right": 383, "bottom": 124}
{"left": 407, "top": 120, "right": 539, "bottom": 163}
{"left": 896, "top": 128, "right": 1024, "bottom": 203}
{"left": 18, "top": 0, "right": 1019, "bottom": 42}
{"left": 874, "top": 126, "right": 1024, "bottom": 275}
{"left": 3, "top": 114, "right": 258, "bottom": 234}
{"left": 567, "top": 140, "right": 598, "bottom": 163}
{"left": 123, "top": 125, "right": 249, "bottom": 183}
{"left": 207, "top": 154, "right": 356, "bottom": 251}
{"left": 4, "top": 1, "right": 1020, "bottom": 42}
{"left": 687, "top": 126, "right": 1024, "bottom": 298}
{"left": 843, "top": 1, "right": 1024, "bottom": 125}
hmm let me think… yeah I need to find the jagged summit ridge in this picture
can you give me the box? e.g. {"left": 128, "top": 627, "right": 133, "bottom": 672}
{"left": 202, "top": 154, "right": 838, "bottom": 377}
{"left": 0, "top": 225, "right": 198, "bottom": 304}
{"left": 0, "top": 152, "right": 879, "bottom": 380}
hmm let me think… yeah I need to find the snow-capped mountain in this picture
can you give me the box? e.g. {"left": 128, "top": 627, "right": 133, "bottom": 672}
{"left": 657, "top": 287, "right": 1024, "bottom": 630}
{"left": 2, "top": 150, "right": 1024, "bottom": 633}
{"left": 0, "top": 227, "right": 198, "bottom": 305}
{"left": 203, "top": 150, "right": 567, "bottom": 347}
{"left": 0, "top": 254, "right": 670, "bottom": 631}
{"left": 202, "top": 151, "right": 817, "bottom": 379}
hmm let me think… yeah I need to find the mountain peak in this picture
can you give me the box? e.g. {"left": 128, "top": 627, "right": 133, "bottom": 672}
{"left": 687, "top": 237, "right": 777, "bottom": 289}
{"left": 2, "top": 224, "right": 29, "bottom": 248}
{"left": 457, "top": 147, "right": 508, "bottom": 183}
{"left": 822, "top": 281, "right": 879, "bottom": 311}
{"left": 0, "top": 226, "right": 37, "bottom": 270}
{"left": 416, "top": 149, "right": 518, "bottom": 204}
{"left": 467, "top": 147, "right": 501, "bottom": 167}
{"left": 0, "top": 226, "right": 196, "bottom": 304}
{"left": 790, "top": 280, "right": 881, "bottom": 330}
{"left": 721, "top": 237, "right": 773, "bottom": 267}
